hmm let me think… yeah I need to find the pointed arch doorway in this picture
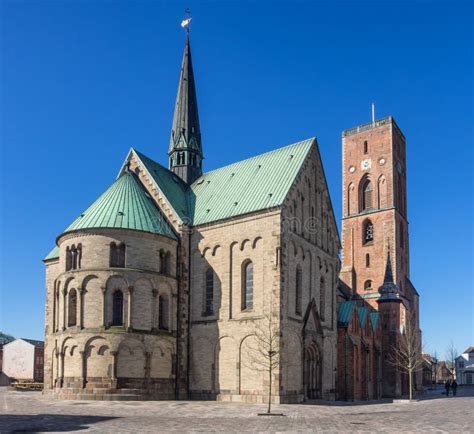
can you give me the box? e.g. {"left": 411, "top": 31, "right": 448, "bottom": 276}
{"left": 305, "top": 342, "right": 322, "bottom": 399}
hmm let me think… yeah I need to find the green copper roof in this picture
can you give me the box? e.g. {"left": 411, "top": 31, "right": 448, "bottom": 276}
{"left": 369, "top": 311, "right": 379, "bottom": 332}
{"left": 44, "top": 246, "right": 59, "bottom": 261}
{"left": 62, "top": 171, "right": 177, "bottom": 239}
{"left": 190, "top": 139, "right": 314, "bottom": 226}
{"left": 338, "top": 301, "right": 356, "bottom": 326}
{"left": 357, "top": 306, "right": 368, "bottom": 328}
{"left": 131, "top": 138, "right": 314, "bottom": 226}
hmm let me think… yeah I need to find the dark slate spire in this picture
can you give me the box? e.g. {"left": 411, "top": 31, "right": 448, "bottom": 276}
{"left": 378, "top": 250, "right": 401, "bottom": 302}
{"left": 168, "top": 35, "right": 203, "bottom": 184}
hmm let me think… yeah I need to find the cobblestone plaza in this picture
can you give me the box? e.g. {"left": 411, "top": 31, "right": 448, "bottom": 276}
{"left": 1, "top": 386, "right": 473, "bottom": 432}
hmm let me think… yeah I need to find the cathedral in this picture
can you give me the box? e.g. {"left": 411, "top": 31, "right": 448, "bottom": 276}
{"left": 43, "top": 34, "right": 420, "bottom": 402}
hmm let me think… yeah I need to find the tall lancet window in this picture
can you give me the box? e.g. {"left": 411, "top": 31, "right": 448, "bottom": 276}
{"left": 112, "top": 290, "right": 124, "bottom": 326}
{"left": 295, "top": 266, "right": 302, "bottom": 315}
{"left": 242, "top": 260, "right": 254, "bottom": 311}
{"left": 362, "top": 179, "right": 373, "bottom": 211}
{"left": 204, "top": 267, "right": 214, "bottom": 315}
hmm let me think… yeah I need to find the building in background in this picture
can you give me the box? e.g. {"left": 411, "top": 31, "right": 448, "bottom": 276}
{"left": 455, "top": 347, "right": 474, "bottom": 384}
{"left": 0, "top": 332, "right": 15, "bottom": 386}
{"left": 2, "top": 339, "right": 44, "bottom": 383}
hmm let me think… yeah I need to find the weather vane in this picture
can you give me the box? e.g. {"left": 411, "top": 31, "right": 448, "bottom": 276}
{"left": 181, "top": 8, "right": 192, "bottom": 34}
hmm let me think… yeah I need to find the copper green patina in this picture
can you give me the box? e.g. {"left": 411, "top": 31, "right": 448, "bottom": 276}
{"left": 64, "top": 171, "right": 176, "bottom": 239}
{"left": 45, "top": 139, "right": 314, "bottom": 260}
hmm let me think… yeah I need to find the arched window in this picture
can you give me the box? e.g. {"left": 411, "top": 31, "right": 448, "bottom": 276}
{"left": 112, "top": 290, "right": 124, "bottom": 326}
{"left": 68, "top": 289, "right": 77, "bottom": 327}
{"left": 65, "top": 247, "right": 72, "bottom": 271}
{"left": 159, "top": 250, "right": 165, "bottom": 273}
{"left": 164, "top": 251, "right": 171, "bottom": 275}
{"left": 159, "top": 295, "right": 169, "bottom": 330}
{"left": 110, "top": 242, "right": 117, "bottom": 267}
{"left": 295, "top": 266, "right": 302, "bottom": 315}
{"left": 71, "top": 245, "right": 78, "bottom": 270}
{"left": 110, "top": 242, "right": 125, "bottom": 267}
{"left": 366, "top": 253, "right": 370, "bottom": 267}
{"left": 204, "top": 267, "right": 214, "bottom": 315}
{"left": 242, "top": 260, "right": 254, "bottom": 310}
{"left": 319, "top": 276, "right": 326, "bottom": 321}
{"left": 362, "top": 179, "right": 373, "bottom": 210}
{"left": 364, "top": 280, "right": 373, "bottom": 291}
{"left": 76, "top": 244, "right": 82, "bottom": 269}
{"left": 363, "top": 220, "right": 374, "bottom": 245}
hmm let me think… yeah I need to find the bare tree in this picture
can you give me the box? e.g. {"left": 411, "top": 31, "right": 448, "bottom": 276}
{"left": 388, "top": 313, "right": 424, "bottom": 400}
{"left": 445, "top": 341, "right": 458, "bottom": 379}
{"left": 243, "top": 311, "right": 280, "bottom": 414}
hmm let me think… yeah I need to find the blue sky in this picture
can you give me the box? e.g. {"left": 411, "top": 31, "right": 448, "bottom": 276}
{"left": 1, "top": 0, "right": 472, "bottom": 357}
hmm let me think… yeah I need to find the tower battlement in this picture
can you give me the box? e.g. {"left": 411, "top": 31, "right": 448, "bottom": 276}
{"left": 342, "top": 115, "right": 405, "bottom": 140}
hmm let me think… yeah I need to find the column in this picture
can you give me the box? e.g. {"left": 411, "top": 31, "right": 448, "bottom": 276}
{"left": 78, "top": 287, "right": 84, "bottom": 329}
{"left": 145, "top": 352, "right": 151, "bottom": 388}
{"left": 127, "top": 286, "right": 134, "bottom": 330}
{"left": 101, "top": 286, "right": 106, "bottom": 328}
{"left": 79, "top": 350, "right": 86, "bottom": 388}
{"left": 59, "top": 351, "right": 65, "bottom": 388}
{"left": 52, "top": 286, "right": 56, "bottom": 332}
{"left": 62, "top": 289, "right": 67, "bottom": 330}
{"left": 110, "top": 351, "right": 118, "bottom": 389}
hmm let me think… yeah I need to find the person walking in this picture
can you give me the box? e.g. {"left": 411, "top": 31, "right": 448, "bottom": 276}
{"left": 445, "top": 379, "right": 451, "bottom": 396}
{"left": 451, "top": 379, "right": 458, "bottom": 396}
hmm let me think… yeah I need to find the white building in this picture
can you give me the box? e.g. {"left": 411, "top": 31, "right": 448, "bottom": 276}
{"left": 455, "top": 347, "right": 474, "bottom": 385}
{"left": 2, "top": 339, "right": 44, "bottom": 382}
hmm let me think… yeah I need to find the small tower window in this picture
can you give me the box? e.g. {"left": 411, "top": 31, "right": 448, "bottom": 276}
{"left": 366, "top": 253, "right": 370, "bottom": 267}
{"left": 363, "top": 140, "right": 368, "bottom": 154}
{"left": 364, "top": 280, "right": 372, "bottom": 290}
{"left": 363, "top": 220, "right": 374, "bottom": 245}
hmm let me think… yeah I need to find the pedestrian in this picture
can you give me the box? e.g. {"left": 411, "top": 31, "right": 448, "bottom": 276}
{"left": 451, "top": 379, "right": 458, "bottom": 396}
{"left": 445, "top": 379, "right": 451, "bottom": 396}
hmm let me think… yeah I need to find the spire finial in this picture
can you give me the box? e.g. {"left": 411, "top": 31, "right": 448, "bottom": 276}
{"left": 181, "top": 9, "right": 192, "bottom": 35}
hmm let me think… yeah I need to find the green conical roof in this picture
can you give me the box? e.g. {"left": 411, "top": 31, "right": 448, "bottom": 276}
{"left": 62, "top": 171, "right": 177, "bottom": 239}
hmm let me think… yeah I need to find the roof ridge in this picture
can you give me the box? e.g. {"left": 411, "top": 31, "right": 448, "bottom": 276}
{"left": 194, "top": 138, "right": 316, "bottom": 180}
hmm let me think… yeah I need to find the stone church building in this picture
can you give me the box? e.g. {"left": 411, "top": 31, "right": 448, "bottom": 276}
{"left": 43, "top": 36, "right": 420, "bottom": 402}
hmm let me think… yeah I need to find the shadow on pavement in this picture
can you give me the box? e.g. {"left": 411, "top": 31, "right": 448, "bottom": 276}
{"left": 0, "top": 414, "right": 118, "bottom": 432}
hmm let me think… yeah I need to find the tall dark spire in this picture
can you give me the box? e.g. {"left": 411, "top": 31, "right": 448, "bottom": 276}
{"left": 168, "top": 35, "right": 203, "bottom": 184}
{"left": 378, "top": 250, "right": 401, "bottom": 302}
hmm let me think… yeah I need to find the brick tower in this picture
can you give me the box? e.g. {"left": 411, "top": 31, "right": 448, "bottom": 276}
{"left": 339, "top": 115, "right": 420, "bottom": 397}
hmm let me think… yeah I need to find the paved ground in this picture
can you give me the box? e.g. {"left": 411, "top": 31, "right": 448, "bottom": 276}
{"left": 1, "top": 386, "right": 473, "bottom": 432}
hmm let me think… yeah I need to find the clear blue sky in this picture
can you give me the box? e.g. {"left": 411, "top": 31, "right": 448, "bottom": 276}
{"left": 1, "top": 0, "right": 472, "bottom": 358}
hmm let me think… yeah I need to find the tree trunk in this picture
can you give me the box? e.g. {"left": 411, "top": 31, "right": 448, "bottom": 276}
{"left": 267, "top": 361, "right": 272, "bottom": 414}
{"left": 409, "top": 369, "right": 413, "bottom": 400}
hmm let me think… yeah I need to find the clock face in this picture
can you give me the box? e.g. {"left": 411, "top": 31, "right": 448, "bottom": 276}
{"left": 361, "top": 159, "right": 372, "bottom": 171}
